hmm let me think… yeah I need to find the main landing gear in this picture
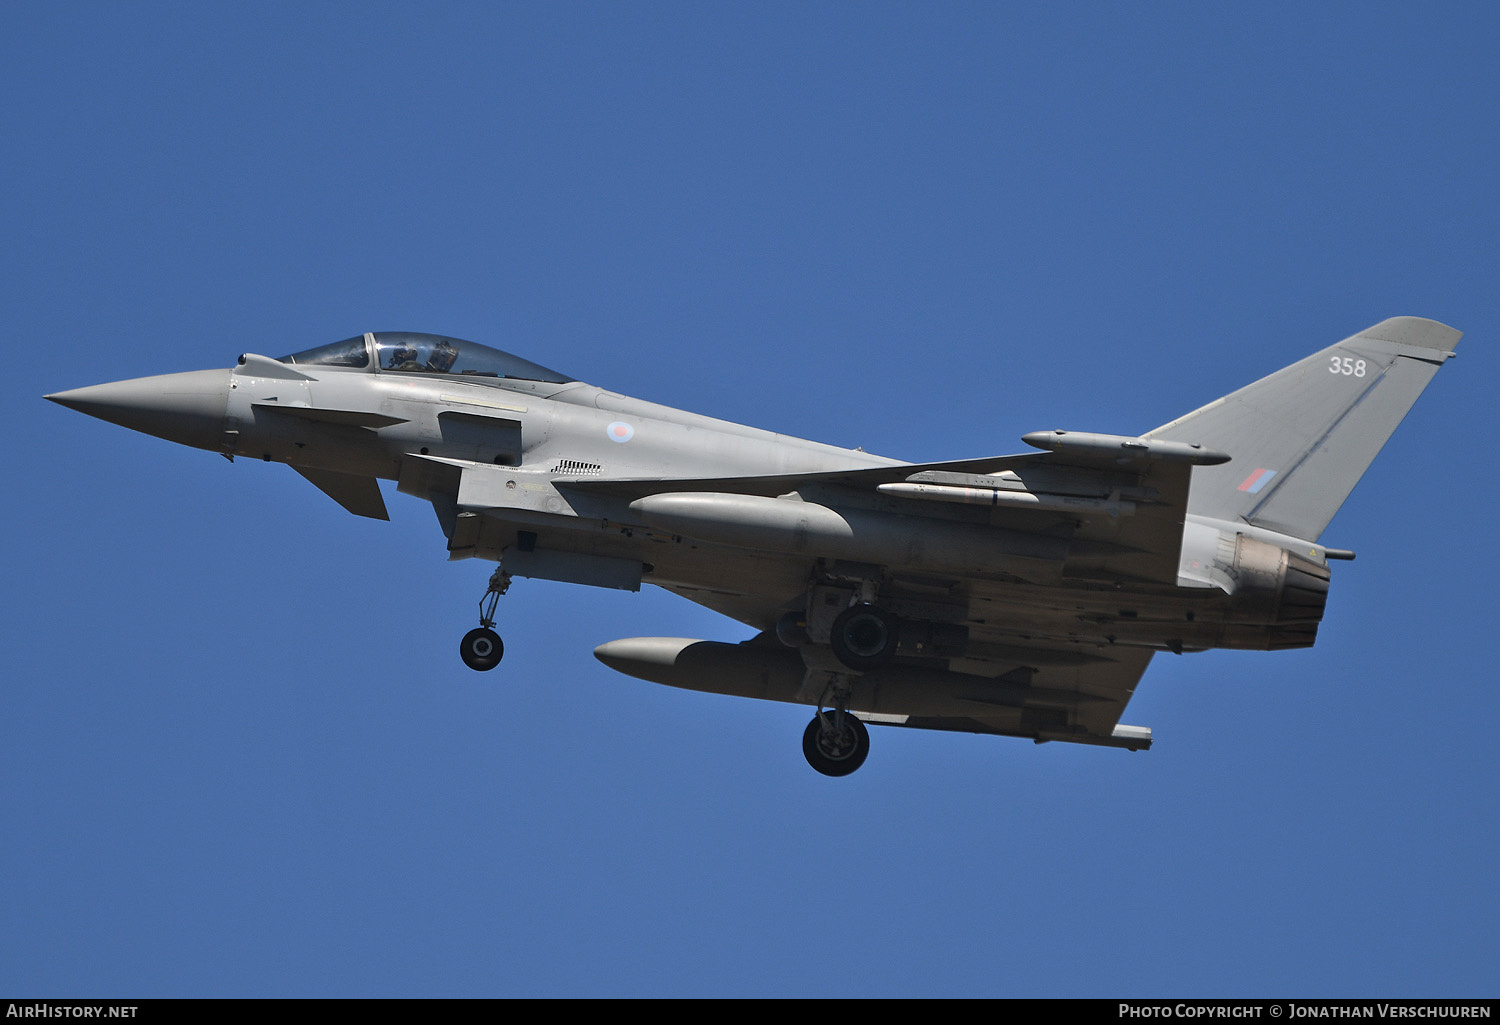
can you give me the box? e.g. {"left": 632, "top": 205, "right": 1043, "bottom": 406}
{"left": 803, "top": 708, "right": 870, "bottom": 777}
{"left": 780, "top": 588, "right": 901, "bottom": 775}
{"left": 800, "top": 672, "right": 870, "bottom": 776}
{"left": 460, "top": 567, "right": 510, "bottom": 671}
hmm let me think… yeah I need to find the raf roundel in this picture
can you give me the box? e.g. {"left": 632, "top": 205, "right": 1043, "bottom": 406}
{"left": 606, "top": 421, "right": 635, "bottom": 443}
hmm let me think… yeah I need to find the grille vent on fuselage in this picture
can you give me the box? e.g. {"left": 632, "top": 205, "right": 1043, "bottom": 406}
{"left": 550, "top": 459, "right": 603, "bottom": 476}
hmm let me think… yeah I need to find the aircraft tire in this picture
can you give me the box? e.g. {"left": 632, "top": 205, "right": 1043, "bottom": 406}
{"left": 460, "top": 627, "right": 504, "bottom": 671}
{"left": 829, "top": 604, "right": 899, "bottom": 671}
{"left": 802, "top": 713, "right": 870, "bottom": 777}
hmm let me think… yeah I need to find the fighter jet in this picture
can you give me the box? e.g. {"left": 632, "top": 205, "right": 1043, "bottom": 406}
{"left": 46, "top": 317, "right": 1462, "bottom": 775}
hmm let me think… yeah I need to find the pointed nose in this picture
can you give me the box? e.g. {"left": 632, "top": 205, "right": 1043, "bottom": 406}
{"left": 46, "top": 369, "right": 231, "bottom": 451}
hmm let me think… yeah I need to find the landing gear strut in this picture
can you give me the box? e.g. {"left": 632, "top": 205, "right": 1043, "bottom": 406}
{"left": 460, "top": 567, "right": 510, "bottom": 671}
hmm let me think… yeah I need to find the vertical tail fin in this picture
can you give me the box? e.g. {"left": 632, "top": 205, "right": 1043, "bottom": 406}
{"left": 1145, "top": 317, "right": 1462, "bottom": 541}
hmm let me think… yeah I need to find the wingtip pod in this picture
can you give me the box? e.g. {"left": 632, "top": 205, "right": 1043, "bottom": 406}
{"left": 1353, "top": 317, "right": 1462, "bottom": 353}
{"left": 1108, "top": 724, "right": 1153, "bottom": 751}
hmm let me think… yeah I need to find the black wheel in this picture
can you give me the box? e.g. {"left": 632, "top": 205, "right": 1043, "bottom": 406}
{"left": 802, "top": 712, "right": 870, "bottom": 777}
{"left": 829, "top": 603, "right": 899, "bottom": 671}
{"left": 460, "top": 627, "right": 504, "bottom": 671}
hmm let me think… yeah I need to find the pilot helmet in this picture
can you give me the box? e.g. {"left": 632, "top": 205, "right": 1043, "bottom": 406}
{"left": 429, "top": 340, "right": 459, "bottom": 372}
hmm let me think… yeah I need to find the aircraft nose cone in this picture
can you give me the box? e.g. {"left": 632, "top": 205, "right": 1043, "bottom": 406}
{"left": 46, "top": 369, "right": 231, "bottom": 452}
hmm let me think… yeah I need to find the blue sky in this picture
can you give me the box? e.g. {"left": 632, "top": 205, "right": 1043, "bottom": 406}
{"left": 3, "top": 1, "right": 1497, "bottom": 997}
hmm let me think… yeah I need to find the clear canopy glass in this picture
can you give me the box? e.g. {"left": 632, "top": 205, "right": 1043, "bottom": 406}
{"left": 279, "top": 332, "right": 573, "bottom": 383}
{"left": 278, "top": 335, "right": 369, "bottom": 368}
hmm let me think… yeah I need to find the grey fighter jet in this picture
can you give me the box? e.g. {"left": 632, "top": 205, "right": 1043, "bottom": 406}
{"left": 46, "top": 317, "right": 1462, "bottom": 775}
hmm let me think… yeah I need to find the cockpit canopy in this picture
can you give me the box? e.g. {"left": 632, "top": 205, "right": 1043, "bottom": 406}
{"left": 278, "top": 332, "right": 574, "bottom": 384}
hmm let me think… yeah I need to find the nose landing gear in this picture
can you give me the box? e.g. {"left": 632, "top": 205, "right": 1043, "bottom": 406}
{"left": 460, "top": 627, "right": 503, "bottom": 671}
{"left": 460, "top": 567, "right": 510, "bottom": 672}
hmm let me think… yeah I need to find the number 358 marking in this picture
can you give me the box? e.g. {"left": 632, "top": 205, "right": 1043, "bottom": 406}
{"left": 1329, "top": 355, "right": 1367, "bottom": 377}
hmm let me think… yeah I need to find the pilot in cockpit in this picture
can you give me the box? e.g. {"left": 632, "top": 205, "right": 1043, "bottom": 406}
{"left": 388, "top": 342, "right": 421, "bottom": 370}
{"left": 427, "top": 339, "right": 459, "bottom": 373}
